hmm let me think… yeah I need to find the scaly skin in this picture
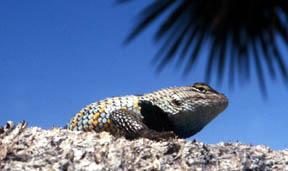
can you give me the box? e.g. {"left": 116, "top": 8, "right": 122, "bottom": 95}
{"left": 67, "top": 83, "right": 228, "bottom": 140}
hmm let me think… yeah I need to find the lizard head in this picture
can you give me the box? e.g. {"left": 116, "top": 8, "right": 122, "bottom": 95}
{"left": 166, "top": 82, "right": 228, "bottom": 137}
{"left": 168, "top": 82, "right": 228, "bottom": 113}
{"left": 141, "top": 82, "right": 228, "bottom": 138}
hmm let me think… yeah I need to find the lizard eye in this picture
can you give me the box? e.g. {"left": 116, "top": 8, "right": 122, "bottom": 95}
{"left": 196, "top": 87, "right": 207, "bottom": 93}
{"left": 192, "top": 83, "right": 210, "bottom": 93}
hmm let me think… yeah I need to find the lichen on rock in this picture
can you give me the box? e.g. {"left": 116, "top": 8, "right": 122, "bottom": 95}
{"left": 0, "top": 121, "right": 287, "bottom": 170}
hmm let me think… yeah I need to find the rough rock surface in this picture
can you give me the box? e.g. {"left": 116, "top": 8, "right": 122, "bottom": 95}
{"left": 0, "top": 122, "right": 287, "bottom": 171}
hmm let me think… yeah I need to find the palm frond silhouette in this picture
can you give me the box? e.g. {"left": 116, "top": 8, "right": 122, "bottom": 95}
{"left": 118, "top": 0, "right": 288, "bottom": 95}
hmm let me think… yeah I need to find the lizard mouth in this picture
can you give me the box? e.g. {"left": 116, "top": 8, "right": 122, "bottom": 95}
{"left": 215, "top": 93, "right": 229, "bottom": 112}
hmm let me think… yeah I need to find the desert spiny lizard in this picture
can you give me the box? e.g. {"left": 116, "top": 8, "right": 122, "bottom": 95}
{"left": 67, "top": 83, "right": 228, "bottom": 140}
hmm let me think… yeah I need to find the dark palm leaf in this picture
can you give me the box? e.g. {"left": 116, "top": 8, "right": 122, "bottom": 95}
{"left": 119, "top": 0, "right": 288, "bottom": 94}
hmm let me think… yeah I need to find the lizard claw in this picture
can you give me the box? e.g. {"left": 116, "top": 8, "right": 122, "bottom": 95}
{"left": 154, "top": 131, "right": 178, "bottom": 141}
{"left": 140, "top": 129, "right": 177, "bottom": 141}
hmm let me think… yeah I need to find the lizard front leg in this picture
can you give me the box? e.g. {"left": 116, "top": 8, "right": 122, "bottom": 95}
{"left": 110, "top": 109, "right": 176, "bottom": 140}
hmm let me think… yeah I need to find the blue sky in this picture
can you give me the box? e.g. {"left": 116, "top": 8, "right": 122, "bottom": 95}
{"left": 0, "top": 1, "right": 287, "bottom": 149}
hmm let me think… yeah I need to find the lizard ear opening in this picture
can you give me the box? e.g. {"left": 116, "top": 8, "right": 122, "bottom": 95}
{"left": 172, "top": 99, "right": 182, "bottom": 106}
